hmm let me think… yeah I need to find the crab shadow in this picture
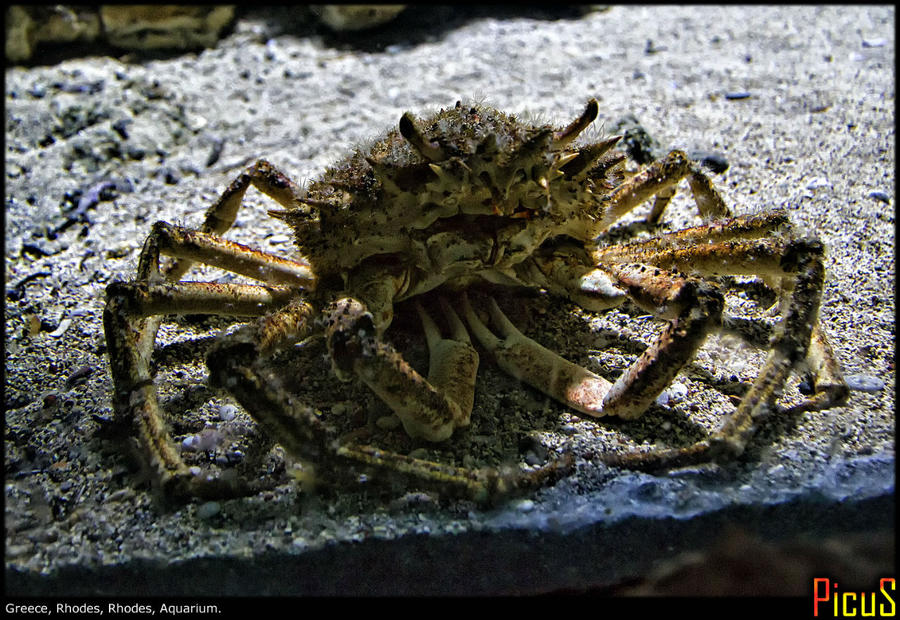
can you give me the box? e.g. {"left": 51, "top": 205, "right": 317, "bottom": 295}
{"left": 144, "top": 278, "right": 798, "bottom": 504}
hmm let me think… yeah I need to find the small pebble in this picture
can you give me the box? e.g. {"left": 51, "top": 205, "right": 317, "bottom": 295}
{"left": 524, "top": 451, "right": 543, "bottom": 466}
{"left": 376, "top": 414, "right": 400, "bottom": 430}
{"left": 7, "top": 544, "right": 33, "bottom": 558}
{"left": 862, "top": 38, "right": 887, "bottom": 48}
{"left": 182, "top": 428, "right": 224, "bottom": 451}
{"left": 218, "top": 404, "right": 237, "bottom": 421}
{"left": 389, "top": 492, "right": 438, "bottom": 512}
{"left": 868, "top": 190, "right": 890, "bottom": 203}
{"left": 267, "top": 233, "right": 292, "bottom": 245}
{"left": 845, "top": 374, "right": 885, "bottom": 393}
{"left": 25, "top": 313, "right": 41, "bottom": 337}
{"left": 48, "top": 318, "right": 72, "bottom": 338}
{"left": 196, "top": 501, "right": 221, "bottom": 519}
{"left": 656, "top": 382, "right": 688, "bottom": 406}
{"left": 107, "top": 488, "right": 135, "bottom": 503}
{"left": 644, "top": 39, "right": 667, "bottom": 54}
{"left": 560, "top": 424, "right": 578, "bottom": 435}
{"left": 515, "top": 499, "right": 535, "bottom": 513}
{"left": 66, "top": 365, "right": 94, "bottom": 388}
{"left": 689, "top": 150, "right": 729, "bottom": 174}
{"left": 806, "top": 177, "right": 831, "bottom": 190}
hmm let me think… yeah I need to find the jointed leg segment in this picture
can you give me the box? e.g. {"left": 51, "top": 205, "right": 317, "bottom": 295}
{"left": 459, "top": 265, "right": 724, "bottom": 422}
{"left": 599, "top": 149, "right": 732, "bottom": 230}
{"left": 105, "top": 159, "right": 316, "bottom": 499}
{"left": 323, "top": 296, "right": 477, "bottom": 442}
{"left": 598, "top": 235, "right": 847, "bottom": 469}
{"left": 460, "top": 293, "right": 614, "bottom": 417}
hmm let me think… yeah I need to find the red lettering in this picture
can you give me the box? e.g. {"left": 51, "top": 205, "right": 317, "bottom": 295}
{"left": 881, "top": 578, "right": 896, "bottom": 616}
{"left": 814, "top": 578, "right": 831, "bottom": 617}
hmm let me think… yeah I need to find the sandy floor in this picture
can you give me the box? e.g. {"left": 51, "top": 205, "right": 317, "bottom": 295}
{"left": 5, "top": 6, "right": 894, "bottom": 595}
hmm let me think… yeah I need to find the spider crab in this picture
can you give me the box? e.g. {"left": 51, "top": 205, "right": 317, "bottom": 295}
{"left": 104, "top": 99, "right": 848, "bottom": 503}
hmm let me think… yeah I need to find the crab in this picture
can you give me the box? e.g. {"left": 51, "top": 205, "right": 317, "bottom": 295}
{"left": 104, "top": 98, "right": 849, "bottom": 504}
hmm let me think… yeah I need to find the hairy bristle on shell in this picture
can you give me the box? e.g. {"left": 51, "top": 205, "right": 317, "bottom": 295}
{"left": 285, "top": 100, "right": 627, "bottom": 274}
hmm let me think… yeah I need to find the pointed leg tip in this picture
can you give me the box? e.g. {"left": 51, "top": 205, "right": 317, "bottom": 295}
{"left": 438, "top": 296, "right": 470, "bottom": 343}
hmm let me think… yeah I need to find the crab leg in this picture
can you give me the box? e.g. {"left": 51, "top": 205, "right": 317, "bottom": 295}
{"left": 138, "top": 220, "right": 314, "bottom": 287}
{"left": 104, "top": 281, "right": 296, "bottom": 499}
{"left": 464, "top": 261, "right": 726, "bottom": 419}
{"left": 594, "top": 210, "right": 792, "bottom": 263}
{"left": 324, "top": 296, "right": 477, "bottom": 442}
{"left": 599, "top": 265, "right": 726, "bottom": 419}
{"left": 205, "top": 299, "right": 329, "bottom": 463}
{"left": 459, "top": 293, "right": 614, "bottom": 417}
{"left": 415, "top": 298, "right": 480, "bottom": 423}
{"left": 593, "top": 210, "right": 848, "bottom": 410}
{"left": 104, "top": 158, "right": 315, "bottom": 499}
{"left": 150, "top": 159, "right": 311, "bottom": 282}
{"left": 603, "top": 238, "right": 847, "bottom": 470}
{"left": 598, "top": 231, "right": 849, "bottom": 411}
{"left": 795, "top": 325, "right": 848, "bottom": 412}
{"left": 334, "top": 444, "right": 574, "bottom": 504}
{"left": 599, "top": 150, "right": 731, "bottom": 230}
{"left": 709, "top": 238, "right": 843, "bottom": 452}
{"left": 106, "top": 236, "right": 310, "bottom": 499}
{"left": 598, "top": 226, "right": 799, "bottom": 280}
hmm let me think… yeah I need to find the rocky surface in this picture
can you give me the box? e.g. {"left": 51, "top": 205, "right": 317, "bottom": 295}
{"left": 5, "top": 5, "right": 236, "bottom": 63}
{"left": 5, "top": 6, "right": 894, "bottom": 596}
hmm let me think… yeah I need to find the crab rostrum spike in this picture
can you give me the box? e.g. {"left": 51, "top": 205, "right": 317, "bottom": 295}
{"left": 399, "top": 112, "right": 448, "bottom": 162}
{"left": 560, "top": 135, "right": 623, "bottom": 178}
{"left": 495, "top": 128, "right": 554, "bottom": 191}
{"left": 552, "top": 98, "right": 600, "bottom": 148}
{"left": 587, "top": 152, "right": 627, "bottom": 180}
{"left": 552, "top": 151, "right": 581, "bottom": 170}
{"left": 428, "top": 163, "right": 456, "bottom": 185}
